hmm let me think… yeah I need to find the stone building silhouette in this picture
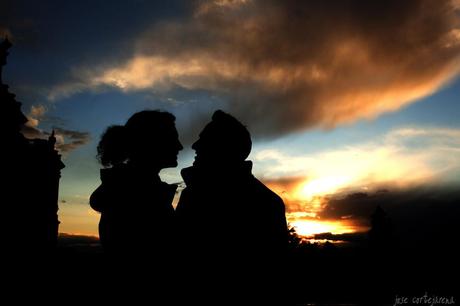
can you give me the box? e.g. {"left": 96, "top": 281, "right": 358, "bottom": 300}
{"left": 1, "top": 38, "right": 64, "bottom": 254}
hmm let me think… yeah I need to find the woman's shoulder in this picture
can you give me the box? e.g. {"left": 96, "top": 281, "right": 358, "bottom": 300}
{"left": 90, "top": 166, "right": 134, "bottom": 211}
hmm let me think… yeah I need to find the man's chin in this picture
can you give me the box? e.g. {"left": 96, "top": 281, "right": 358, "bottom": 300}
{"left": 192, "top": 159, "right": 214, "bottom": 169}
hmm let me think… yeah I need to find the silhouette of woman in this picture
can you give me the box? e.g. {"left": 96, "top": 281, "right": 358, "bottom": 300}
{"left": 90, "top": 110, "right": 183, "bottom": 260}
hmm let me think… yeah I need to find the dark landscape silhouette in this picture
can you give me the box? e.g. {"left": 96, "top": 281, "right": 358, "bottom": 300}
{"left": 1, "top": 38, "right": 459, "bottom": 305}
{"left": 1, "top": 37, "right": 64, "bottom": 256}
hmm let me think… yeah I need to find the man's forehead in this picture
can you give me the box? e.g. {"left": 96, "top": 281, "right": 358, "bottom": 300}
{"left": 199, "top": 122, "right": 217, "bottom": 137}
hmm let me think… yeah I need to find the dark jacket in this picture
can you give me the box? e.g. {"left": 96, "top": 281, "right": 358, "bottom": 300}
{"left": 90, "top": 165, "right": 177, "bottom": 258}
{"left": 176, "top": 161, "right": 288, "bottom": 261}
{"left": 175, "top": 161, "right": 289, "bottom": 303}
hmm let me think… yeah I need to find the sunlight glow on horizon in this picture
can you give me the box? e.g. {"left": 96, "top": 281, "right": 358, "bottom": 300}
{"left": 296, "top": 176, "right": 351, "bottom": 201}
{"left": 57, "top": 126, "right": 460, "bottom": 239}
{"left": 262, "top": 126, "right": 460, "bottom": 238}
{"left": 288, "top": 218, "right": 359, "bottom": 237}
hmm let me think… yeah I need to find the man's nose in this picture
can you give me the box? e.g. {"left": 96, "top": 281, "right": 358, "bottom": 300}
{"left": 177, "top": 140, "right": 184, "bottom": 151}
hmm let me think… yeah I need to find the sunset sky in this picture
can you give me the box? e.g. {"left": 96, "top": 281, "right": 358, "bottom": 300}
{"left": 2, "top": 0, "right": 460, "bottom": 238}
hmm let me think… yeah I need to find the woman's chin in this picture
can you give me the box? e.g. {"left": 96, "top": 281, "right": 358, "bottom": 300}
{"left": 166, "top": 159, "right": 178, "bottom": 168}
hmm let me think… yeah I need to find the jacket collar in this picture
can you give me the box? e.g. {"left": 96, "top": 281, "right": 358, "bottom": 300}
{"left": 181, "top": 160, "right": 253, "bottom": 187}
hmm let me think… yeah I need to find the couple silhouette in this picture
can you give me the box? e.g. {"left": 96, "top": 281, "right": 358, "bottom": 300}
{"left": 90, "top": 110, "right": 289, "bottom": 302}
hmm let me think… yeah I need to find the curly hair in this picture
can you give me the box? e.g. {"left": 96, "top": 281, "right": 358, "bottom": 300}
{"left": 96, "top": 110, "right": 176, "bottom": 168}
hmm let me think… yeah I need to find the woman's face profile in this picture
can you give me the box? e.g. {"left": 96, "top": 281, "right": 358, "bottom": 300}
{"left": 156, "top": 125, "right": 183, "bottom": 168}
{"left": 133, "top": 123, "right": 182, "bottom": 170}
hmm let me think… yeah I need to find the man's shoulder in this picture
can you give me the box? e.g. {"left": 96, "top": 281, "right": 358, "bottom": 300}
{"left": 250, "top": 177, "right": 285, "bottom": 207}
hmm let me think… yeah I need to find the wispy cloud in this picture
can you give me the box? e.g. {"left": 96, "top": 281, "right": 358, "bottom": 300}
{"left": 21, "top": 104, "right": 48, "bottom": 139}
{"left": 20, "top": 105, "right": 91, "bottom": 154}
{"left": 53, "top": 127, "right": 91, "bottom": 154}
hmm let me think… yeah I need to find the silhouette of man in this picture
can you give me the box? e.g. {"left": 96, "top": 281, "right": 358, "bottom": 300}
{"left": 176, "top": 110, "right": 288, "bottom": 303}
{"left": 90, "top": 110, "right": 183, "bottom": 262}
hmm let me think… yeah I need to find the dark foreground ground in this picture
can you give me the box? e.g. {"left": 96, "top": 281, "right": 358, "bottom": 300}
{"left": 10, "top": 234, "right": 449, "bottom": 305}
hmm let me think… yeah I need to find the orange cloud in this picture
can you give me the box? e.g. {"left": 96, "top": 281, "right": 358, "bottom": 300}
{"left": 50, "top": 0, "right": 460, "bottom": 138}
{"left": 26, "top": 104, "right": 46, "bottom": 128}
{"left": 257, "top": 126, "right": 460, "bottom": 234}
{"left": 287, "top": 215, "right": 361, "bottom": 237}
{"left": 257, "top": 127, "right": 460, "bottom": 192}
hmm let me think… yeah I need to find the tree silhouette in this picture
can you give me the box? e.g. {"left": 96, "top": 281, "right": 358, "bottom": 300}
{"left": 287, "top": 224, "right": 303, "bottom": 250}
{"left": 368, "top": 205, "right": 392, "bottom": 251}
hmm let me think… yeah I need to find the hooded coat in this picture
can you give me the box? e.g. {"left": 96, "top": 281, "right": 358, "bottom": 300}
{"left": 175, "top": 161, "right": 289, "bottom": 303}
{"left": 90, "top": 165, "right": 177, "bottom": 259}
{"left": 176, "top": 161, "right": 288, "bottom": 261}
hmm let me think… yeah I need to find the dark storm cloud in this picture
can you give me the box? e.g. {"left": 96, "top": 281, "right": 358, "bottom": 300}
{"left": 319, "top": 191, "right": 390, "bottom": 222}
{"left": 313, "top": 232, "right": 368, "bottom": 243}
{"left": 1, "top": 0, "right": 189, "bottom": 102}
{"left": 83, "top": 0, "right": 460, "bottom": 137}
{"left": 318, "top": 187, "right": 460, "bottom": 221}
{"left": 3, "top": 0, "right": 460, "bottom": 139}
{"left": 318, "top": 187, "right": 460, "bottom": 246}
